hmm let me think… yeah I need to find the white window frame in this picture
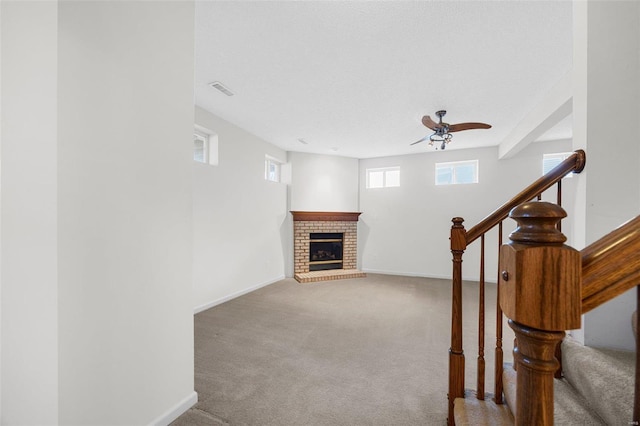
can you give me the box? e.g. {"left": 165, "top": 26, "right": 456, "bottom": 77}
{"left": 193, "top": 126, "right": 219, "bottom": 166}
{"left": 265, "top": 155, "right": 282, "bottom": 183}
{"left": 193, "top": 130, "right": 209, "bottom": 164}
{"left": 435, "top": 160, "right": 479, "bottom": 186}
{"left": 366, "top": 166, "right": 400, "bottom": 189}
{"left": 543, "top": 152, "right": 573, "bottom": 178}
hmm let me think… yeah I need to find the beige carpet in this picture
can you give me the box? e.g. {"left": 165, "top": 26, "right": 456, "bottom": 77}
{"left": 171, "top": 274, "right": 512, "bottom": 425}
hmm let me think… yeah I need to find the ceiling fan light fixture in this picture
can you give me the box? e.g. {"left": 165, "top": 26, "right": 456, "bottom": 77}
{"left": 429, "top": 132, "right": 452, "bottom": 149}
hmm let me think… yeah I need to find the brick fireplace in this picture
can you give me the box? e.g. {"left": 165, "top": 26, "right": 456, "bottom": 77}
{"left": 291, "top": 211, "right": 366, "bottom": 283}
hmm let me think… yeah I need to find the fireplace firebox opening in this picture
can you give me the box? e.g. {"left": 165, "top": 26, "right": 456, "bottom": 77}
{"left": 309, "top": 232, "right": 343, "bottom": 271}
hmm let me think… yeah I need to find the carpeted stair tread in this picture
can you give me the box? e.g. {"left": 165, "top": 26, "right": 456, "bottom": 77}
{"left": 453, "top": 390, "right": 513, "bottom": 426}
{"left": 503, "top": 365, "right": 517, "bottom": 418}
{"left": 561, "top": 335, "right": 635, "bottom": 426}
{"left": 553, "top": 378, "right": 605, "bottom": 425}
{"left": 504, "top": 366, "right": 605, "bottom": 425}
{"left": 502, "top": 364, "right": 605, "bottom": 425}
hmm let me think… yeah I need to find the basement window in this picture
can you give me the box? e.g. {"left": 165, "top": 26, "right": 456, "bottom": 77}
{"left": 193, "top": 128, "right": 218, "bottom": 165}
{"left": 265, "top": 155, "right": 282, "bottom": 183}
{"left": 543, "top": 152, "right": 573, "bottom": 177}
{"left": 436, "top": 160, "right": 478, "bottom": 185}
{"left": 366, "top": 167, "right": 400, "bottom": 188}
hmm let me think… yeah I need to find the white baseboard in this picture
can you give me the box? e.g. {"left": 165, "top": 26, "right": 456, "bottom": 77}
{"left": 361, "top": 268, "right": 497, "bottom": 284}
{"left": 194, "top": 275, "right": 285, "bottom": 314}
{"left": 149, "top": 391, "right": 197, "bottom": 426}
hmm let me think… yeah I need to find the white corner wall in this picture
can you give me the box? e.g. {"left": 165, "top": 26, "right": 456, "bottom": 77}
{"left": 1, "top": 2, "right": 59, "bottom": 423}
{"left": 574, "top": 0, "right": 640, "bottom": 351}
{"left": 289, "top": 152, "right": 359, "bottom": 212}
{"left": 57, "top": 2, "right": 196, "bottom": 424}
{"left": 193, "top": 107, "right": 287, "bottom": 312}
{"left": 358, "top": 141, "right": 574, "bottom": 280}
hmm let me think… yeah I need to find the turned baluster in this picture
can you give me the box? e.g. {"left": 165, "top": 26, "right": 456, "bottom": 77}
{"left": 477, "top": 234, "right": 486, "bottom": 400}
{"left": 448, "top": 217, "right": 467, "bottom": 426}
{"left": 494, "top": 221, "right": 505, "bottom": 403}
{"left": 499, "top": 202, "right": 581, "bottom": 425}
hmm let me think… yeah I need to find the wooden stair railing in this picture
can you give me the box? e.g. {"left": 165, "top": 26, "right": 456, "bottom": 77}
{"left": 499, "top": 202, "right": 582, "bottom": 425}
{"left": 580, "top": 214, "right": 640, "bottom": 423}
{"left": 448, "top": 150, "right": 586, "bottom": 425}
{"left": 581, "top": 215, "right": 640, "bottom": 313}
{"left": 499, "top": 204, "right": 640, "bottom": 425}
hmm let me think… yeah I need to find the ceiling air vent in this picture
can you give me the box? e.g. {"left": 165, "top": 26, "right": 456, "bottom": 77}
{"left": 209, "top": 81, "right": 234, "bottom": 96}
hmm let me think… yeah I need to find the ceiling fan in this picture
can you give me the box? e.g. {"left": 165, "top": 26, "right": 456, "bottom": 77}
{"left": 411, "top": 110, "right": 492, "bottom": 150}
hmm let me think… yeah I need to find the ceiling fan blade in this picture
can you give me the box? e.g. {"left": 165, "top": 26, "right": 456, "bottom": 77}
{"left": 422, "top": 115, "right": 440, "bottom": 131}
{"left": 410, "top": 135, "right": 430, "bottom": 146}
{"left": 448, "top": 122, "right": 492, "bottom": 132}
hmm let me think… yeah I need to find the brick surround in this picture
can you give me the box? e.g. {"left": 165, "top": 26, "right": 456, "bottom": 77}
{"left": 291, "top": 211, "right": 365, "bottom": 283}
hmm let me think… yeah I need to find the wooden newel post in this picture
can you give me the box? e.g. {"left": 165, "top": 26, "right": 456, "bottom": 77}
{"left": 499, "top": 202, "right": 581, "bottom": 426}
{"left": 448, "top": 217, "right": 467, "bottom": 426}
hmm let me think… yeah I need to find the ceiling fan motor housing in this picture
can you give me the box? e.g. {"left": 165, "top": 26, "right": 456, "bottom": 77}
{"left": 435, "top": 110, "right": 449, "bottom": 130}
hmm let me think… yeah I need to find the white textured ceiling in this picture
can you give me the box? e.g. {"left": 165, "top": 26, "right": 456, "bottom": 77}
{"left": 195, "top": 1, "right": 572, "bottom": 159}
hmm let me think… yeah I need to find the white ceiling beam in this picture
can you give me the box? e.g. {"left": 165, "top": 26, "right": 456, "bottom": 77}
{"left": 498, "top": 70, "right": 573, "bottom": 159}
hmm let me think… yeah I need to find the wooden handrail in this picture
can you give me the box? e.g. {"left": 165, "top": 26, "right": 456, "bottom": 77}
{"left": 582, "top": 214, "right": 640, "bottom": 313}
{"left": 581, "top": 214, "right": 640, "bottom": 425}
{"left": 465, "top": 150, "right": 586, "bottom": 245}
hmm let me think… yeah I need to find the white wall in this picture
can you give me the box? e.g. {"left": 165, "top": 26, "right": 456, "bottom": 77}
{"left": 289, "top": 152, "right": 359, "bottom": 212}
{"left": 358, "top": 141, "right": 574, "bottom": 280}
{"left": 574, "top": 1, "right": 640, "bottom": 351}
{"left": 1, "top": 2, "right": 59, "bottom": 423}
{"left": 193, "top": 107, "right": 287, "bottom": 312}
{"left": 57, "top": 2, "right": 196, "bottom": 424}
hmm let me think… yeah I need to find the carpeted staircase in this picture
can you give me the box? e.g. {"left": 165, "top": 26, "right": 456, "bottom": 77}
{"left": 454, "top": 332, "right": 636, "bottom": 425}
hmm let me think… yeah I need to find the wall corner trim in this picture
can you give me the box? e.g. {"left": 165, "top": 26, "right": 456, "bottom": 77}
{"left": 193, "top": 275, "right": 285, "bottom": 314}
{"left": 148, "top": 391, "right": 198, "bottom": 426}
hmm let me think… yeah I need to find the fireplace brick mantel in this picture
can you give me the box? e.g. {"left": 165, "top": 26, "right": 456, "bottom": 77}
{"left": 291, "top": 211, "right": 362, "bottom": 222}
{"left": 291, "top": 211, "right": 364, "bottom": 283}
